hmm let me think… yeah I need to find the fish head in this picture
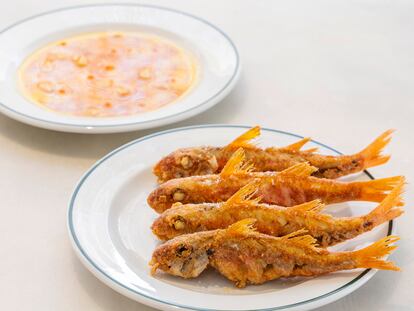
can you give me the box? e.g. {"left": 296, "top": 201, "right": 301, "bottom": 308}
{"left": 149, "top": 231, "right": 215, "bottom": 278}
{"left": 151, "top": 203, "right": 207, "bottom": 239}
{"left": 147, "top": 176, "right": 218, "bottom": 213}
{"left": 153, "top": 147, "right": 219, "bottom": 182}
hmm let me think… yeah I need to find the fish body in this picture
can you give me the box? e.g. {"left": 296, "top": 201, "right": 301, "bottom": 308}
{"left": 151, "top": 181, "right": 404, "bottom": 246}
{"left": 147, "top": 149, "right": 404, "bottom": 213}
{"left": 150, "top": 219, "right": 399, "bottom": 288}
{"left": 153, "top": 126, "right": 393, "bottom": 182}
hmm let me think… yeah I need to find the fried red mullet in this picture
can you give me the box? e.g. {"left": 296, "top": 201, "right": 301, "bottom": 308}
{"left": 150, "top": 219, "right": 400, "bottom": 288}
{"left": 147, "top": 148, "right": 404, "bottom": 213}
{"left": 151, "top": 180, "right": 404, "bottom": 246}
{"left": 153, "top": 126, "right": 393, "bottom": 182}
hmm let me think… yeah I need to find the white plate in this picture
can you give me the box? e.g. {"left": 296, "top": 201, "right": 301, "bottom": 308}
{"left": 0, "top": 5, "right": 239, "bottom": 133}
{"left": 68, "top": 125, "right": 394, "bottom": 311}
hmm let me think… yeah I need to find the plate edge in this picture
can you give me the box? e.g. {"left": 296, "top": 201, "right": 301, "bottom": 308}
{"left": 67, "top": 124, "right": 394, "bottom": 311}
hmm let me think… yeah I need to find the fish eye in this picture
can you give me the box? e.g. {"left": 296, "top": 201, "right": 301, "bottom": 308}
{"left": 206, "top": 155, "right": 218, "bottom": 170}
{"left": 170, "top": 215, "right": 186, "bottom": 230}
{"left": 175, "top": 243, "right": 192, "bottom": 257}
{"left": 179, "top": 155, "right": 193, "bottom": 169}
{"left": 172, "top": 189, "right": 186, "bottom": 202}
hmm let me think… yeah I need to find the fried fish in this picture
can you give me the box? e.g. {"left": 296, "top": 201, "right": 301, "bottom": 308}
{"left": 153, "top": 126, "right": 393, "bottom": 182}
{"left": 151, "top": 180, "right": 404, "bottom": 245}
{"left": 148, "top": 148, "right": 404, "bottom": 213}
{"left": 150, "top": 219, "right": 400, "bottom": 288}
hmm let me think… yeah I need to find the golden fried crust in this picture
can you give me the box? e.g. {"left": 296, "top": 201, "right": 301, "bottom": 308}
{"left": 209, "top": 236, "right": 348, "bottom": 287}
{"left": 153, "top": 129, "right": 393, "bottom": 182}
{"left": 151, "top": 197, "right": 402, "bottom": 247}
{"left": 153, "top": 147, "right": 221, "bottom": 182}
{"left": 147, "top": 172, "right": 373, "bottom": 213}
{"left": 150, "top": 230, "right": 216, "bottom": 278}
{"left": 153, "top": 146, "right": 364, "bottom": 182}
{"left": 222, "top": 147, "right": 365, "bottom": 179}
{"left": 150, "top": 220, "right": 399, "bottom": 287}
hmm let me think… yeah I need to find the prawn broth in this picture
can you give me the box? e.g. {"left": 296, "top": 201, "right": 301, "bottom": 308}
{"left": 18, "top": 31, "right": 197, "bottom": 117}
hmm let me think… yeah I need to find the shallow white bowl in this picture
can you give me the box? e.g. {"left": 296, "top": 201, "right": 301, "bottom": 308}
{"left": 0, "top": 5, "right": 240, "bottom": 133}
{"left": 68, "top": 125, "right": 395, "bottom": 311}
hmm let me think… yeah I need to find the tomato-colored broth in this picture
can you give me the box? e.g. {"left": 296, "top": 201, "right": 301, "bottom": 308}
{"left": 19, "top": 32, "right": 197, "bottom": 117}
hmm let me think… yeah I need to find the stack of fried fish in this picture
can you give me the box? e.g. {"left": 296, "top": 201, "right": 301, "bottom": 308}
{"left": 148, "top": 126, "right": 404, "bottom": 288}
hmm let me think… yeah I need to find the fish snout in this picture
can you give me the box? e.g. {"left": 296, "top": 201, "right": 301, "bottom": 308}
{"left": 147, "top": 187, "right": 172, "bottom": 213}
{"left": 153, "top": 156, "right": 176, "bottom": 182}
{"left": 151, "top": 216, "right": 172, "bottom": 240}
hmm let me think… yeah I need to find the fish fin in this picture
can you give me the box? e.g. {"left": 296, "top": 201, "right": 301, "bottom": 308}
{"left": 225, "top": 218, "right": 257, "bottom": 236}
{"left": 282, "top": 137, "right": 311, "bottom": 151}
{"left": 226, "top": 126, "right": 261, "bottom": 150}
{"left": 302, "top": 147, "right": 319, "bottom": 153}
{"left": 289, "top": 200, "right": 325, "bottom": 213}
{"left": 220, "top": 148, "right": 255, "bottom": 177}
{"left": 354, "top": 235, "right": 400, "bottom": 271}
{"left": 359, "top": 130, "right": 394, "bottom": 169}
{"left": 358, "top": 176, "right": 405, "bottom": 203}
{"left": 223, "top": 181, "right": 262, "bottom": 208}
{"left": 278, "top": 162, "right": 319, "bottom": 177}
{"left": 282, "top": 229, "right": 320, "bottom": 249}
{"left": 365, "top": 181, "right": 405, "bottom": 226}
{"left": 281, "top": 228, "right": 309, "bottom": 239}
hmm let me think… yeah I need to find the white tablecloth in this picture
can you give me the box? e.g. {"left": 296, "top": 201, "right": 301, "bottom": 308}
{"left": 1, "top": 0, "right": 413, "bottom": 310}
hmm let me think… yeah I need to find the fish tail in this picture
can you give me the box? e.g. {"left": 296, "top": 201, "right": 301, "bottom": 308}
{"left": 353, "top": 235, "right": 400, "bottom": 271}
{"left": 358, "top": 130, "right": 394, "bottom": 169}
{"left": 357, "top": 176, "right": 405, "bottom": 203}
{"left": 365, "top": 181, "right": 404, "bottom": 226}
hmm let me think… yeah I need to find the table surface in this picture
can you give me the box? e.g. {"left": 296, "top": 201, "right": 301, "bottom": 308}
{"left": 1, "top": 0, "right": 413, "bottom": 310}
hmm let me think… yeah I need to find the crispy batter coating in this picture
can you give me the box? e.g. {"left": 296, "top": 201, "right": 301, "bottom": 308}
{"left": 147, "top": 149, "right": 404, "bottom": 213}
{"left": 151, "top": 181, "right": 404, "bottom": 245}
{"left": 153, "top": 126, "right": 393, "bottom": 182}
{"left": 150, "top": 219, "right": 400, "bottom": 287}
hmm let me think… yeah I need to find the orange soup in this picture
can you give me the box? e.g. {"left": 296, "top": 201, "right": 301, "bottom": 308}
{"left": 18, "top": 32, "right": 197, "bottom": 117}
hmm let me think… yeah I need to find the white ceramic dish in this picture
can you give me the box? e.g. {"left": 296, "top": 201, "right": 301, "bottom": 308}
{"left": 0, "top": 5, "right": 239, "bottom": 133}
{"left": 68, "top": 125, "right": 395, "bottom": 311}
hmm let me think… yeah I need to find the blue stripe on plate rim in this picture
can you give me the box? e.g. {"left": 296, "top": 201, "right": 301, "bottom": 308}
{"left": 67, "top": 124, "right": 393, "bottom": 311}
{"left": 0, "top": 4, "right": 240, "bottom": 128}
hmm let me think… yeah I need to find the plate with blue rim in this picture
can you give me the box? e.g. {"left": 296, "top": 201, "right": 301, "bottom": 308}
{"left": 68, "top": 125, "right": 395, "bottom": 310}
